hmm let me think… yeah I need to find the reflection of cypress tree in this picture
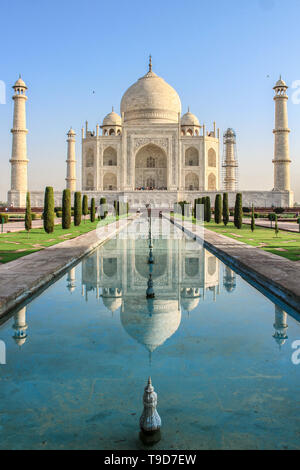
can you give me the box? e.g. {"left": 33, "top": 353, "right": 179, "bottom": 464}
{"left": 90, "top": 198, "right": 95, "bottom": 222}
{"left": 62, "top": 189, "right": 71, "bottom": 229}
{"left": 74, "top": 192, "right": 82, "bottom": 226}
{"left": 25, "top": 192, "right": 32, "bottom": 233}
{"left": 223, "top": 193, "right": 229, "bottom": 226}
{"left": 234, "top": 193, "right": 243, "bottom": 229}
{"left": 214, "top": 194, "right": 222, "bottom": 224}
{"left": 43, "top": 187, "right": 54, "bottom": 234}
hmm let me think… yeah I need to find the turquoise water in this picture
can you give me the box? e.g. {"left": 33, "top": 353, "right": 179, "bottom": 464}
{"left": 0, "top": 218, "right": 300, "bottom": 450}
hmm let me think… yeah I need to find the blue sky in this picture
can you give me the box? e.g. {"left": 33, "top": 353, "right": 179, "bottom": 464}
{"left": 0, "top": 0, "right": 299, "bottom": 201}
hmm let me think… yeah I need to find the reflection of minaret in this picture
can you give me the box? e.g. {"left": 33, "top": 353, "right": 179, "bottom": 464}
{"left": 223, "top": 266, "right": 236, "bottom": 293}
{"left": 12, "top": 307, "right": 28, "bottom": 347}
{"left": 273, "top": 306, "right": 288, "bottom": 348}
{"left": 67, "top": 267, "right": 76, "bottom": 293}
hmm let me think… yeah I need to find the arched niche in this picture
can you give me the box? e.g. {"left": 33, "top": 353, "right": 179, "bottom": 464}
{"left": 86, "top": 173, "right": 94, "bottom": 190}
{"left": 103, "top": 147, "right": 117, "bottom": 166}
{"left": 208, "top": 173, "right": 216, "bottom": 190}
{"left": 185, "top": 147, "right": 199, "bottom": 166}
{"left": 208, "top": 148, "right": 216, "bottom": 167}
{"left": 103, "top": 172, "right": 117, "bottom": 190}
{"left": 185, "top": 172, "right": 199, "bottom": 191}
{"left": 135, "top": 144, "right": 167, "bottom": 190}
{"left": 86, "top": 149, "right": 94, "bottom": 167}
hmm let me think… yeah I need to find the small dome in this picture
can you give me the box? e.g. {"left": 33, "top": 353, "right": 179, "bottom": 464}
{"left": 274, "top": 77, "right": 287, "bottom": 89}
{"left": 181, "top": 111, "right": 200, "bottom": 127}
{"left": 180, "top": 297, "right": 200, "bottom": 312}
{"left": 102, "top": 109, "right": 122, "bottom": 127}
{"left": 67, "top": 127, "right": 76, "bottom": 136}
{"left": 13, "top": 76, "right": 27, "bottom": 89}
{"left": 224, "top": 128, "right": 236, "bottom": 138}
{"left": 102, "top": 296, "right": 122, "bottom": 313}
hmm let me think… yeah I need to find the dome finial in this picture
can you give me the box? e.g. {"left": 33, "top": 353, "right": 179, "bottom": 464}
{"left": 112, "top": 105, "right": 114, "bottom": 112}
{"left": 188, "top": 106, "right": 190, "bottom": 113}
{"left": 149, "top": 54, "right": 152, "bottom": 72}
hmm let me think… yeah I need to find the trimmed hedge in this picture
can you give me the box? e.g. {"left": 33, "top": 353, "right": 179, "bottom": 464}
{"left": 74, "top": 192, "right": 82, "bottom": 226}
{"left": 62, "top": 189, "right": 71, "bottom": 229}
{"left": 43, "top": 187, "right": 55, "bottom": 234}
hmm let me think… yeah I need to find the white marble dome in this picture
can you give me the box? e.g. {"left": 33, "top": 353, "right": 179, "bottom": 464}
{"left": 181, "top": 111, "right": 200, "bottom": 127}
{"left": 121, "top": 68, "right": 181, "bottom": 124}
{"left": 102, "top": 109, "right": 122, "bottom": 127}
{"left": 13, "top": 77, "right": 27, "bottom": 89}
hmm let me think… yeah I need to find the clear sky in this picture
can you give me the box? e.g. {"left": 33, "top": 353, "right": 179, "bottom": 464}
{"left": 0, "top": 0, "right": 299, "bottom": 202}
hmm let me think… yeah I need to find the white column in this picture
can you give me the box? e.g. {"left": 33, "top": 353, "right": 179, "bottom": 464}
{"left": 273, "top": 78, "right": 291, "bottom": 191}
{"left": 66, "top": 128, "right": 76, "bottom": 192}
{"left": 8, "top": 77, "right": 29, "bottom": 207}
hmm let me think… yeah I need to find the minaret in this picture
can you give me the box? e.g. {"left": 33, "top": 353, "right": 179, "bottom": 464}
{"left": 273, "top": 77, "right": 291, "bottom": 191}
{"left": 12, "top": 307, "right": 28, "bottom": 347}
{"left": 8, "top": 76, "right": 29, "bottom": 208}
{"left": 67, "top": 267, "right": 76, "bottom": 293}
{"left": 273, "top": 306, "right": 288, "bottom": 348}
{"left": 222, "top": 128, "right": 238, "bottom": 191}
{"left": 66, "top": 128, "right": 76, "bottom": 192}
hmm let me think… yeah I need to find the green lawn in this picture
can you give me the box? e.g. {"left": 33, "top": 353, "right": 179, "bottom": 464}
{"left": 0, "top": 215, "right": 123, "bottom": 264}
{"left": 173, "top": 215, "right": 300, "bottom": 261}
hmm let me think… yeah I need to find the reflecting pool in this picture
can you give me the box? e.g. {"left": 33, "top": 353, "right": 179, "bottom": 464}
{"left": 0, "top": 218, "right": 300, "bottom": 450}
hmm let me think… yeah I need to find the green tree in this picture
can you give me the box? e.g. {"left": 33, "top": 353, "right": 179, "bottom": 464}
{"left": 99, "top": 197, "right": 107, "bottom": 219}
{"left": 90, "top": 198, "right": 96, "bottom": 222}
{"left": 25, "top": 191, "right": 32, "bottom": 234}
{"left": 268, "top": 212, "right": 276, "bottom": 228}
{"left": 74, "top": 191, "right": 82, "bottom": 226}
{"left": 214, "top": 194, "right": 222, "bottom": 224}
{"left": 222, "top": 193, "right": 229, "bottom": 227}
{"left": 274, "top": 215, "right": 279, "bottom": 237}
{"left": 82, "top": 195, "right": 89, "bottom": 223}
{"left": 43, "top": 187, "right": 55, "bottom": 234}
{"left": 234, "top": 193, "right": 243, "bottom": 229}
{"left": 62, "top": 189, "right": 71, "bottom": 229}
{"left": 251, "top": 204, "right": 255, "bottom": 232}
{"left": 205, "top": 196, "right": 211, "bottom": 222}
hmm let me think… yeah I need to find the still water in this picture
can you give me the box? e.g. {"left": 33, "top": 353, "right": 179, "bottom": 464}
{"left": 0, "top": 218, "right": 299, "bottom": 450}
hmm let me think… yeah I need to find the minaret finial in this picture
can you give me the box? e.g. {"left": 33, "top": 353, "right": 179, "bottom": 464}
{"left": 149, "top": 54, "right": 152, "bottom": 72}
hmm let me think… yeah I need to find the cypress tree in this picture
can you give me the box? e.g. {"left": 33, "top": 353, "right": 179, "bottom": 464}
{"left": 214, "top": 194, "right": 222, "bottom": 224}
{"left": 251, "top": 204, "right": 255, "bottom": 232}
{"left": 100, "top": 197, "right": 107, "bottom": 219}
{"left": 62, "top": 189, "right": 71, "bottom": 229}
{"left": 234, "top": 193, "right": 243, "bottom": 229}
{"left": 43, "top": 186, "right": 55, "bottom": 234}
{"left": 74, "top": 191, "right": 82, "bottom": 226}
{"left": 274, "top": 215, "right": 279, "bottom": 237}
{"left": 90, "top": 198, "right": 96, "bottom": 222}
{"left": 82, "top": 195, "right": 89, "bottom": 223}
{"left": 25, "top": 191, "right": 32, "bottom": 234}
{"left": 205, "top": 196, "right": 211, "bottom": 223}
{"left": 222, "top": 193, "right": 229, "bottom": 227}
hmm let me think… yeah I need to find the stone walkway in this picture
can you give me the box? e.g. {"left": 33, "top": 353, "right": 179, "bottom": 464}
{"left": 0, "top": 217, "right": 134, "bottom": 317}
{"left": 169, "top": 217, "right": 300, "bottom": 314}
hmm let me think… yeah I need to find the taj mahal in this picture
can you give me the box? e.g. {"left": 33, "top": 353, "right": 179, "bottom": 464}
{"left": 7, "top": 57, "right": 294, "bottom": 208}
